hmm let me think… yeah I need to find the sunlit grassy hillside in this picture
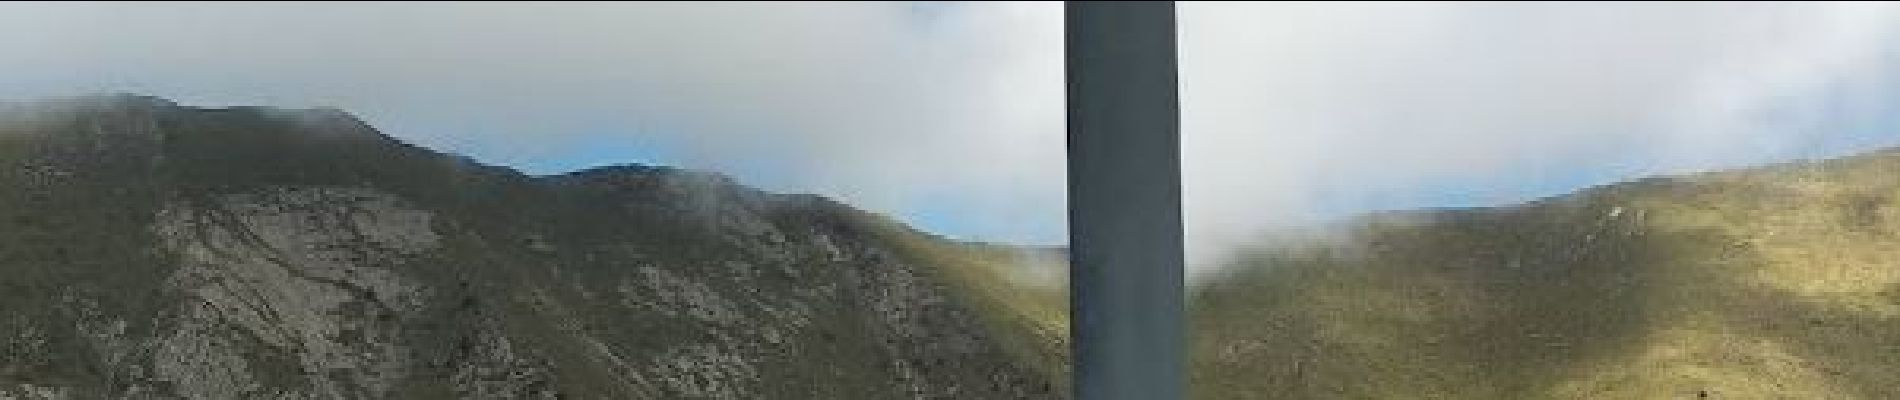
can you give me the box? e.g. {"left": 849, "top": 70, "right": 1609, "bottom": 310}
{"left": 859, "top": 214, "right": 1072, "bottom": 393}
{"left": 1193, "top": 149, "right": 1900, "bottom": 399}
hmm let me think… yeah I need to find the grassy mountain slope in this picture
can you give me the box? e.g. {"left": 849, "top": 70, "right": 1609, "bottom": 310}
{"left": 0, "top": 94, "right": 1067, "bottom": 399}
{"left": 1193, "top": 149, "right": 1900, "bottom": 399}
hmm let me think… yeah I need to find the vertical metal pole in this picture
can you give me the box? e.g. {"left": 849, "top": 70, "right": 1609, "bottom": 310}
{"left": 1066, "top": 2, "right": 1184, "bottom": 400}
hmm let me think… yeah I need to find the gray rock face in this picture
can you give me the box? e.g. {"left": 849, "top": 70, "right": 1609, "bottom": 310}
{"left": 0, "top": 96, "right": 1066, "bottom": 399}
{"left": 151, "top": 187, "right": 435, "bottom": 399}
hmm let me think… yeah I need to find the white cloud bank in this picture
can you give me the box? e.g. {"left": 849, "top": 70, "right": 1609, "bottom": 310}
{"left": 1182, "top": 2, "right": 1900, "bottom": 276}
{"left": 7, "top": 2, "right": 1900, "bottom": 278}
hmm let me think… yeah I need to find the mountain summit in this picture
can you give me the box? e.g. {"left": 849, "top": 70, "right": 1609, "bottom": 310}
{"left": 0, "top": 95, "right": 1068, "bottom": 399}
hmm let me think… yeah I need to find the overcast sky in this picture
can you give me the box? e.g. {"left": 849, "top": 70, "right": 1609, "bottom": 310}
{"left": 1182, "top": 1, "right": 1900, "bottom": 276}
{"left": 6, "top": 2, "right": 1900, "bottom": 277}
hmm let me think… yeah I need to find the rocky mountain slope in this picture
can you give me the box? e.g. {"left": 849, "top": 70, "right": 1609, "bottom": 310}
{"left": 1192, "top": 147, "right": 1900, "bottom": 398}
{"left": 0, "top": 94, "right": 1068, "bottom": 399}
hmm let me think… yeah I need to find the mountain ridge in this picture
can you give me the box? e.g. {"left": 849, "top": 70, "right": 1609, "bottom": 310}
{"left": 0, "top": 94, "right": 1068, "bottom": 399}
{"left": 1193, "top": 141, "right": 1900, "bottom": 399}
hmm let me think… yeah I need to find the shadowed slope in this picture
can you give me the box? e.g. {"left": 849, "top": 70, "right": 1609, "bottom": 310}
{"left": 0, "top": 94, "right": 1068, "bottom": 399}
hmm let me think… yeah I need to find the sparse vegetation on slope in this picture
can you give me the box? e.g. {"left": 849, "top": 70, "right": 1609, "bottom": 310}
{"left": 1193, "top": 150, "right": 1900, "bottom": 399}
{"left": 0, "top": 94, "right": 1068, "bottom": 399}
{"left": 860, "top": 215, "right": 1071, "bottom": 393}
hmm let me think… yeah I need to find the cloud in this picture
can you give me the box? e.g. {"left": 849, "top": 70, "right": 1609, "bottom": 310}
{"left": 1180, "top": 2, "right": 1900, "bottom": 277}
{"left": 14, "top": 2, "right": 1900, "bottom": 279}
{"left": 0, "top": 1, "right": 1066, "bottom": 245}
